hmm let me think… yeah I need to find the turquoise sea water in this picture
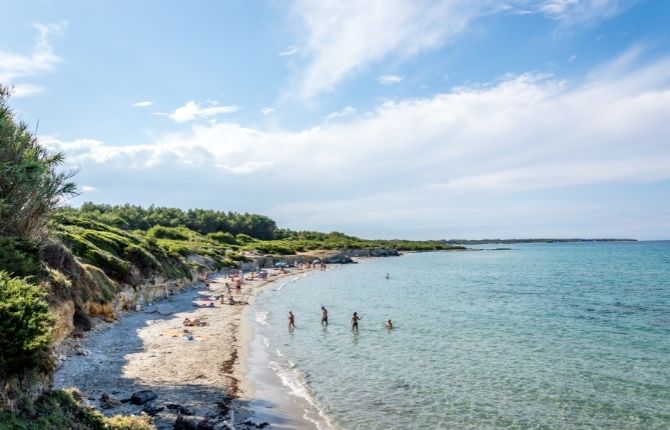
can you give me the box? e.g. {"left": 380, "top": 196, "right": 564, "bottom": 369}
{"left": 251, "top": 242, "right": 670, "bottom": 429}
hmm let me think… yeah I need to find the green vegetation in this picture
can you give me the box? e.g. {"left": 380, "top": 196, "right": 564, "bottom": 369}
{"left": 0, "top": 272, "right": 53, "bottom": 373}
{"left": 63, "top": 202, "right": 279, "bottom": 239}
{"left": 0, "top": 389, "right": 155, "bottom": 430}
{"left": 0, "top": 86, "right": 77, "bottom": 240}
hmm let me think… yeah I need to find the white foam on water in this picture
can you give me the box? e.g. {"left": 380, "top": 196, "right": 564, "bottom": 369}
{"left": 255, "top": 311, "right": 269, "bottom": 326}
{"left": 268, "top": 360, "right": 337, "bottom": 430}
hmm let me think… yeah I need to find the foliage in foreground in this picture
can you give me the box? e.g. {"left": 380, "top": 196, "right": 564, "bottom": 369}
{"left": 0, "top": 271, "right": 53, "bottom": 373}
{"left": 0, "top": 85, "right": 77, "bottom": 240}
{"left": 0, "top": 389, "right": 155, "bottom": 430}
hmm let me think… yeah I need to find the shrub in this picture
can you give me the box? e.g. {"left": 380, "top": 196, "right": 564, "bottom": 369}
{"left": 207, "top": 231, "right": 237, "bottom": 245}
{"left": 146, "top": 226, "right": 189, "bottom": 241}
{"left": 0, "top": 271, "right": 54, "bottom": 373}
{"left": 0, "top": 236, "right": 42, "bottom": 280}
{"left": 0, "top": 388, "right": 156, "bottom": 430}
{"left": 235, "top": 233, "right": 254, "bottom": 244}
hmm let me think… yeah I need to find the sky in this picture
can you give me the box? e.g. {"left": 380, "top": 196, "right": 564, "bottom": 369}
{"left": 2, "top": 0, "right": 670, "bottom": 240}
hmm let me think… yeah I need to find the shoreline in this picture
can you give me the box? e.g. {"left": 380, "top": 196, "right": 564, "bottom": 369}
{"left": 53, "top": 267, "right": 321, "bottom": 429}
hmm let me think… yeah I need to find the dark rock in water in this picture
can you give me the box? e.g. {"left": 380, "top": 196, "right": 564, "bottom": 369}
{"left": 173, "top": 416, "right": 198, "bottom": 430}
{"left": 257, "top": 423, "right": 270, "bottom": 429}
{"left": 166, "top": 402, "right": 194, "bottom": 415}
{"left": 130, "top": 389, "right": 158, "bottom": 405}
{"left": 142, "top": 402, "right": 165, "bottom": 416}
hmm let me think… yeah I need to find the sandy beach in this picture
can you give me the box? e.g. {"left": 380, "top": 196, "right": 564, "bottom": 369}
{"left": 54, "top": 268, "right": 318, "bottom": 430}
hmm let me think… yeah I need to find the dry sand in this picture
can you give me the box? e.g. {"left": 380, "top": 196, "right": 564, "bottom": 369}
{"left": 54, "top": 269, "right": 315, "bottom": 430}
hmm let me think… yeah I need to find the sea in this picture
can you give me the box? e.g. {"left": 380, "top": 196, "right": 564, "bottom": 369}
{"left": 248, "top": 241, "right": 670, "bottom": 429}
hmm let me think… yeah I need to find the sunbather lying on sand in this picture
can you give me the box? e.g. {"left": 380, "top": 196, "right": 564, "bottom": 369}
{"left": 183, "top": 318, "right": 207, "bottom": 327}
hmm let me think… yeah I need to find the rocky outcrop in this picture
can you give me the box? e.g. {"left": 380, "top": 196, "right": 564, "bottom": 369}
{"left": 243, "top": 247, "right": 401, "bottom": 269}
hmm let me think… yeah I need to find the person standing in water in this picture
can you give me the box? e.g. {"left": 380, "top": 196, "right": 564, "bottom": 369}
{"left": 385, "top": 319, "right": 393, "bottom": 329}
{"left": 321, "top": 306, "right": 328, "bottom": 325}
{"left": 351, "top": 312, "right": 362, "bottom": 330}
{"left": 288, "top": 311, "right": 296, "bottom": 329}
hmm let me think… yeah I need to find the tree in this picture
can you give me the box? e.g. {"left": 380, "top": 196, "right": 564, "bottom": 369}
{"left": 0, "top": 85, "right": 78, "bottom": 239}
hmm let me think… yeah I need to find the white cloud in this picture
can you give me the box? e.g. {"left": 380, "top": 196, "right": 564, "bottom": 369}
{"left": 537, "top": 0, "right": 632, "bottom": 22}
{"left": 378, "top": 74, "right": 403, "bottom": 85}
{"left": 11, "top": 83, "right": 44, "bottom": 97}
{"left": 326, "top": 106, "right": 356, "bottom": 120}
{"left": 47, "top": 53, "right": 670, "bottom": 237}
{"left": 287, "top": 1, "right": 632, "bottom": 98}
{"left": 289, "top": 0, "right": 478, "bottom": 99}
{"left": 132, "top": 100, "right": 153, "bottom": 107}
{"left": 261, "top": 107, "right": 275, "bottom": 115}
{"left": 279, "top": 45, "right": 299, "bottom": 57}
{"left": 156, "top": 100, "right": 240, "bottom": 123}
{"left": 0, "top": 22, "right": 65, "bottom": 82}
{"left": 81, "top": 185, "right": 97, "bottom": 192}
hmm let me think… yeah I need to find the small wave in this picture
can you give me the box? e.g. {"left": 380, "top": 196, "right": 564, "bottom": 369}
{"left": 268, "top": 361, "right": 338, "bottom": 430}
{"left": 255, "top": 311, "right": 269, "bottom": 325}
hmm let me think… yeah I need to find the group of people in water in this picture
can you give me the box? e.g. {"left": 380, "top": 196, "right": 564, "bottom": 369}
{"left": 288, "top": 307, "right": 393, "bottom": 331}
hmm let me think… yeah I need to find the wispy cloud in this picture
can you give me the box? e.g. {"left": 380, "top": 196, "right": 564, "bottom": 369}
{"left": 261, "top": 107, "right": 275, "bottom": 115}
{"left": 0, "top": 22, "right": 66, "bottom": 82}
{"left": 279, "top": 45, "right": 299, "bottom": 57}
{"left": 378, "top": 74, "right": 403, "bottom": 85}
{"left": 326, "top": 106, "right": 355, "bottom": 120}
{"left": 11, "top": 83, "right": 44, "bottom": 98}
{"left": 538, "top": 0, "right": 633, "bottom": 23}
{"left": 289, "top": 0, "right": 477, "bottom": 99}
{"left": 81, "top": 185, "right": 97, "bottom": 192}
{"left": 132, "top": 100, "right": 153, "bottom": 107}
{"left": 156, "top": 100, "right": 240, "bottom": 123}
{"left": 286, "top": 1, "right": 632, "bottom": 99}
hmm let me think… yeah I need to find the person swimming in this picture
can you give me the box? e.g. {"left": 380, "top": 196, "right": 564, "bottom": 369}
{"left": 351, "top": 312, "right": 362, "bottom": 330}
{"left": 385, "top": 319, "right": 393, "bottom": 329}
{"left": 321, "top": 306, "right": 328, "bottom": 325}
{"left": 288, "top": 311, "right": 296, "bottom": 329}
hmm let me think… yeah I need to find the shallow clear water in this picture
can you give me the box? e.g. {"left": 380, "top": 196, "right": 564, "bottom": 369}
{"left": 252, "top": 242, "right": 670, "bottom": 429}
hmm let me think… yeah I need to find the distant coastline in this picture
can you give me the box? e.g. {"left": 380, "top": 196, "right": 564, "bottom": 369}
{"left": 443, "top": 238, "right": 637, "bottom": 245}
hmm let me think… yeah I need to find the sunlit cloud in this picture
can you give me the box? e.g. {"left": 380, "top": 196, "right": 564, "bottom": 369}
{"left": 155, "top": 100, "right": 240, "bottom": 123}
{"left": 11, "top": 83, "right": 44, "bottom": 97}
{"left": 378, "top": 74, "right": 403, "bottom": 85}
{"left": 286, "top": 1, "right": 633, "bottom": 99}
{"left": 132, "top": 100, "right": 153, "bottom": 107}
{"left": 279, "top": 45, "right": 299, "bottom": 57}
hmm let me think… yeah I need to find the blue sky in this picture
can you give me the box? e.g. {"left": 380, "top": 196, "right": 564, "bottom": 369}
{"left": 2, "top": 0, "right": 670, "bottom": 239}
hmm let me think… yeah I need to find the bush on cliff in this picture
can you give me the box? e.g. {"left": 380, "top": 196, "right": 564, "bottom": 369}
{"left": 0, "top": 271, "right": 53, "bottom": 374}
{"left": 0, "top": 85, "right": 77, "bottom": 240}
{"left": 0, "top": 388, "right": 155, "bottom": 430}
{"left": 0, "top": 237, "right": 43, "bottom": 281}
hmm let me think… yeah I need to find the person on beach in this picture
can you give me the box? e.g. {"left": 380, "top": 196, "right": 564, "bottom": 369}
{"left": 385, "top": 319, "right": 393, "bottom": 329}
{"left": 321, "top": 306, "right": 328, "bottom": 325}
{"left": 288, "top": 311, "right": 296, "bottom": 329}
{"left": 351, "top": 312, "right": 362, "bottom": 330}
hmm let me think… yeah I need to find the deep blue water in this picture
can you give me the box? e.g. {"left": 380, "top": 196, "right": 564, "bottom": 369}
{"left": 252, "top": 242, "right": 670, "bottom": 429}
